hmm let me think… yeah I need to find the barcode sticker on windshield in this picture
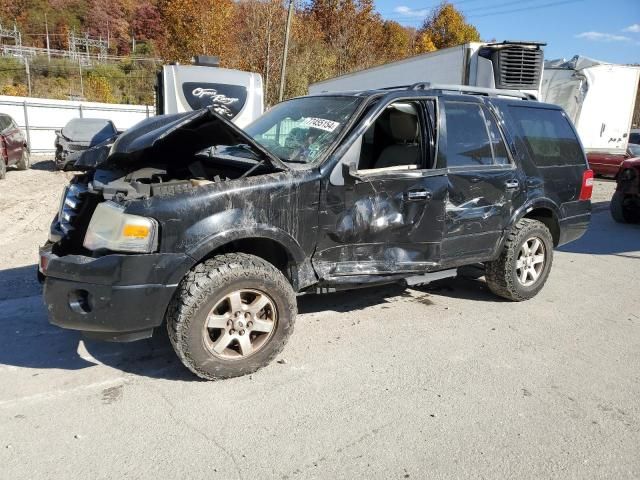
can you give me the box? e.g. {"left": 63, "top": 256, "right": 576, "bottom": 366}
{"left": 301, "top": 117, "right": 340, "bottom": 132}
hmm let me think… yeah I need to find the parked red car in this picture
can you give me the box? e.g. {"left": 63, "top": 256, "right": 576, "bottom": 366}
{"left": 588, "top": 143, "right": 640, "bottom": 178}
{"left": 0, "top": 113, "right": 30, "bottom": 180}
{"left": 610, "top": 153, "right": 640, "bottom": 223}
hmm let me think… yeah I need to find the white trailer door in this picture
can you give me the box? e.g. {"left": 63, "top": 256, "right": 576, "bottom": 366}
{"left": 576, "top": 65, "right": 640, "bottom": 154}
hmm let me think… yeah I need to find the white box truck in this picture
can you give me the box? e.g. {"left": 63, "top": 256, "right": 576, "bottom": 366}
{"left": 541, "top": 56, "right": 640, "bottom": 156}
{"left": 155, "top": 56, "right": 264, "bottom": 127}
{"left": 309, "top": 41, "right": 545, "bottom": 99}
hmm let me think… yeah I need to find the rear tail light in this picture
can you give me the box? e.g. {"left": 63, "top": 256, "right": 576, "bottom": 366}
{"left": 579, "top": 169, "right": 594, "bottom": 201}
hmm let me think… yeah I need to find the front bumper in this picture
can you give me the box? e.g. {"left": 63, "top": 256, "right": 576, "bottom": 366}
{"left": 39, "top": 243, "right": 190, "bottom": 342}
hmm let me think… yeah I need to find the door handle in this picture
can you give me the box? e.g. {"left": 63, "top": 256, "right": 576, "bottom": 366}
{"left": 505, "top": 180, "right": 520, "bottom": 190}
{"left": 405, "top": 189, "right": 432, "bottom": 201}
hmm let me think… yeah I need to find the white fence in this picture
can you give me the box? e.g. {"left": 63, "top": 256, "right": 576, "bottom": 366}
{"left": 0, "top": 95, "right": 155, "bottom": 153}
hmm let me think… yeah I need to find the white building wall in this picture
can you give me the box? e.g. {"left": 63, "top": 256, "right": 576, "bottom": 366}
{"left": 0, "top": 95, "right": 154, "bottom": 153}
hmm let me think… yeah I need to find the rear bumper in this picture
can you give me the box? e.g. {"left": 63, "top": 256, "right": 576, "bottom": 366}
{"left": 39, "top": 243, "right": 190, "bottom": 341}
{"left": 558, "top": 200, "right": 591, "bottom": 246}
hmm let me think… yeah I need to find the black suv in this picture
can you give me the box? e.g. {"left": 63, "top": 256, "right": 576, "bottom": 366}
{"left": 39, "top": 85, "right": 593, "bottom": 380}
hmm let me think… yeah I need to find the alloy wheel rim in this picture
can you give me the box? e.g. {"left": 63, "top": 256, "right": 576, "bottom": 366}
{"left": 203, "top": 289, "right": 278, "bottom": 360}
{"left": 515, "top": 236, "right": 545, "bottom": 287}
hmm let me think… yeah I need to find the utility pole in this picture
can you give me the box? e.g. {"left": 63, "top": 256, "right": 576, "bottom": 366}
{"left": 78, "top": 58, "right": 84, "bottom": 98}
{"left": 265, "top": 27, "right": 271, "bottom": 99}
{"left": 24, "top": 58, "right": 32, "bottom": 96}
{"left": 278, "top": 0, "right": 294, "bottom": 102}
{"left": 45, "top": 13, "right": 51, "bottom": 62}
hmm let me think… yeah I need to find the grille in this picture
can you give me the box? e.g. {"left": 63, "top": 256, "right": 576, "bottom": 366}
{"left": 58, "top": 183, "right": 88, "bottom": 235}
{"left": 66, "top": 143, "right": 90, "bottom": 151}
{"left": 495, "top": 47, "right": 543, "bottom": 90}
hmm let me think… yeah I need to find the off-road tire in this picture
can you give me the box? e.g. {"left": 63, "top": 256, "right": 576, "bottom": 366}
{"left": 610, "top": 191, "right": 637, "bottom": 223}
{"left": 16, "top": 149, "right": 30, "bottom": 170}
{"left": 167, "top": 253, "right": 297, "bottom": 380}
{"left": 0, "top": 159, "right": 5, "bottom": 179}
{"left": 485, "top": 219, "right": 554, "bottom": 302}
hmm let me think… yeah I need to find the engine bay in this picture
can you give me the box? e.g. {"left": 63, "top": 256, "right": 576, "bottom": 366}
{"left": 90, "top": 153, "right": 271, "bottom": 200}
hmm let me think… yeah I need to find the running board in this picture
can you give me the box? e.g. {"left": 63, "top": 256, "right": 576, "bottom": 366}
{"left": 404, "top": 269, "right": 458, "bottom": 286}
{"left": 306, "top": 269, "right": 459, "bottom": 294}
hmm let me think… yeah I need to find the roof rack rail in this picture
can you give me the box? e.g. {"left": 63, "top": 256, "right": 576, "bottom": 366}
{"left": 409, "top": 82, "right": 537, "bottom": 100}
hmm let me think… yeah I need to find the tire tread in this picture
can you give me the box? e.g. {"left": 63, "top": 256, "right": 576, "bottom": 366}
{"left": 485, "top": 218, "right": 553, "bottom": 302}
{"left": 167, "top": 253, "right": 296, "bottom": 380}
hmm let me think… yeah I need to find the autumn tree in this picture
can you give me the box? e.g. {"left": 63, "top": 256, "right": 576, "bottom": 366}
{"left": 84, "top": 0, "right": 132, "bottom": 54}
{"left": 307, "top": 0, "right": 386, "bottom": 76}
{"left": 415, "top": 2, "right": 480, "bottom": 54}
{"left": 381, "top": 20, "right": 413, "bottom": 62}
{"left": 230, "top": 0, "right": 286, "bottom": 106}
{"left": 158, "top": 0, "right": 235, "bottom": 63}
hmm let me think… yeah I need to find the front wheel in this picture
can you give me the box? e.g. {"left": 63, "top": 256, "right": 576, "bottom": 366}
{"left": 0, "top": 159, "right": 6, "bottom": 180}
{"left": 610, "top": 191, "right": 638, "bottom": 223}
{"left": 485, "top": 219, "right": 554, "bottom": 301}
{"left": 167, "top": 253, "right": 297, "bottom": 380}
{"left": 16, "top": 149, "right": 30, "bottom": 170}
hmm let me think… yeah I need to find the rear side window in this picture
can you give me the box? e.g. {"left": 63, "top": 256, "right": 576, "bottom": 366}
{"left": 441, "top": 101, "right": 510, "bottom": 168}
{"left": 0, "top": 115, "right": 8, "bottom": 132}
{"left": 509, "top": 106, "right": 584, "bottom": 166}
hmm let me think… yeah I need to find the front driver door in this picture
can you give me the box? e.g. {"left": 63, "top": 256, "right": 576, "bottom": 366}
{"left": 313, "top": 98, "right": 447, "bottom": 280}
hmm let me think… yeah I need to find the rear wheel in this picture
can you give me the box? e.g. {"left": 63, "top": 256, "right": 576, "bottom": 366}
{"left": 0, "top": 158, "right": 5, "bottom": 180}
{"left": 16, "top": 149, "right": 30, "bottom": 170}
{"left": 485, "top": 219, "right": 554, "bottom": 301}
{"left": 167, "top": 253, "right": 296, "bottom": 380}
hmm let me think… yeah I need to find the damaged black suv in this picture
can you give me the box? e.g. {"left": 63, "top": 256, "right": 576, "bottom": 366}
{"left": 39, "top": 85, "right": 593, "bottom": 380}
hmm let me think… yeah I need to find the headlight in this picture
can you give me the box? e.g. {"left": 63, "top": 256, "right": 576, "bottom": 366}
{"left": 83, "top": 201, "right": 158, "bottom": 253}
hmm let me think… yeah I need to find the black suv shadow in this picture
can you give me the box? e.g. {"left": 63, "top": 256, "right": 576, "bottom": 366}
{"left": 559, "top": 201, "right": 640, "bottom": 256}
{"left": 0, "top": 264, "right": 195, "bottom": 380}
{"left": 0, "top": 263, "right": 505, "bottom": 381}
{"left": 30, "top": 159, "right": 57, "bottom": 171}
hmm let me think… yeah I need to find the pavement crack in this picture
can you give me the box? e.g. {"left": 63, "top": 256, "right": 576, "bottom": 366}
{"left": 149, "top": 384, "right": 244, "bottom": 480}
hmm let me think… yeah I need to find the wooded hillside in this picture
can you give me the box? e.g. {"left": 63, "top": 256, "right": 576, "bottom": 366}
{"left": 0, "top": 1, "right": 480, "bottom": 105}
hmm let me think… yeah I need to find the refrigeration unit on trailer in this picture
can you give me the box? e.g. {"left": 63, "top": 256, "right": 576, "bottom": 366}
{"left": 155, "top": 56, "right": 264, "bottom": 127}
{"left": 309, "top": 41, "right": 545, "bottom": 98}
{"left": 542, "top": 56, "right": 640, "bottom": 157}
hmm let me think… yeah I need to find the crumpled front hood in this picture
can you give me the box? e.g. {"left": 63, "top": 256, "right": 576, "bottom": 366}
{"left": 102, "top": 107, "right": 288, "bottom": 171}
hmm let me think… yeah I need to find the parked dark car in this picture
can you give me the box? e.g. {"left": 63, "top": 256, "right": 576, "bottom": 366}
{"left": 0, "top": 113, "right": 30, "bottom": 179}
{"left": 610, "top": 150, "right": 640, "bottom": 223}
{"left": 39, "top": 85, "right": 592, "bottom": 380}
{"left": 588, "top": 143, "right": 640, "bottom": 178}
{"left": 54, "top": 118, "right": 119, "bottom": 171}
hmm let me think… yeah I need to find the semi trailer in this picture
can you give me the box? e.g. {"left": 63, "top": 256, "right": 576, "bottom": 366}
{"left": 309, "top": 40, "right": 546, "bottom": 99}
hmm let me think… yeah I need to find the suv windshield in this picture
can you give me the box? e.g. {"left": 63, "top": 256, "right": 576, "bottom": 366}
{"left": 245, "top": 96, "right": 362, "bottom": 164}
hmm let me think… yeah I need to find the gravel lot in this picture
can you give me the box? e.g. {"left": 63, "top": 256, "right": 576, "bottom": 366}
{"left": 0, "top": 159, "right": 638, "bottom": 479}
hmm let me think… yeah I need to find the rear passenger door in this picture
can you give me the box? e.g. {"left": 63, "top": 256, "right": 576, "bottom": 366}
{"left": 439, "top": 100, "right": 524, "bottom": 262}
